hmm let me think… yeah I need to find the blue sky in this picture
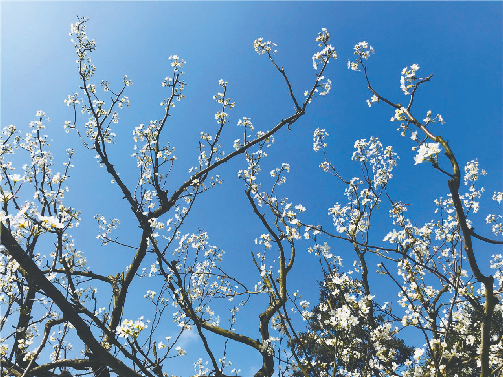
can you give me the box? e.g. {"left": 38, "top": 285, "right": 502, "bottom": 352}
{"left": 2, "top": 1, "right": 502, "bottom": 375}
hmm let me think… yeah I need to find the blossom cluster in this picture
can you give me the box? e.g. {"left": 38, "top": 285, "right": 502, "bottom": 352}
{"left": 413, "top": 142, "right": 441, "bottom": 165}
{"left": 160, "top": 55, "right": 187, "bottom": 108}
{"left": 347, "top": 41, "right": 374, "bottom": 71}
{"left": 253, "top": 37, "right": 277, "bottom": 55}
{"left": 325, "top": 138, "right": 397, "bottom": 237}
{"left": 400, "top": 64, "right": 420, "bottom": 95}
{"left": 312, "top": 128, "right": 329, "bottom": 152}
{"left": 116, "top": 317, "right": 148, "bottom": 339}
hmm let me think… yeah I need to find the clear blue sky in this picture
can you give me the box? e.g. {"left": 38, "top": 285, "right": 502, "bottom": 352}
{"left": 2, "top": 1, "right": 502, "bottom": 375}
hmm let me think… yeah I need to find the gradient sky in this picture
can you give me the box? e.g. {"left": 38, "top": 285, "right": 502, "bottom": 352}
{"left": 2, "top": 1, "right": 502, "bottom": 375}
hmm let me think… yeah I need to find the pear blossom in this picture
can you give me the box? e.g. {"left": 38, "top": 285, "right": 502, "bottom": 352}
{"left": 414, "top": 143, "right": 441, "bottom": 164}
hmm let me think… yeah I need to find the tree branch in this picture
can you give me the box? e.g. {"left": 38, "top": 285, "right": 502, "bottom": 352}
{"left": 0, "top": 223, "right": 150, "bottom": 377}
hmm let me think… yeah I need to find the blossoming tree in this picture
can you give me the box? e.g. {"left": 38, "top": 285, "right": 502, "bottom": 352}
{"left": 1, "top": 17, "right": 502, "bottom": 377}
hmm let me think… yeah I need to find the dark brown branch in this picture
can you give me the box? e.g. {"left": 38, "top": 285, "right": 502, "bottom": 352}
{"left": 43, "top": 269, "right": 112, "bottom": 284}
{"left": 21, "top": 318, "right": 66, "bottom": 377}
{"left": 0, "top": 223, "right": 148, "bottom": 377}
{"left": 153, "top": 110, "right": 304, "bottom": 221}
{"left": 28, "top": 358, "right": 99, "bottom": 375}
{"left": 470, "top": 229, "right": 503, "bottom": 245}
{"left": 266, "top": 51, "right": 300, "bottom": 111}
{"left": 107, "top": 229, "right": 150, "bottom": 339}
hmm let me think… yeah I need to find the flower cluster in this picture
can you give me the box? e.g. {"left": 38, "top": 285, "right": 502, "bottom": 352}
{"left": 253, "top": 38, "right": 277, "bottom": 55}
{"left": 347, "top": 41, "right": 374, "bottom": 71}
{"left": 94, "top": 215, "right": 120, "bottom": 245}
{"left": 352, "top": 137, "right": 398, "bottom": 188}
{"left": 160, "top": 55, "right": 187, "bottom": 108}
{"left": 233, "top": 117, "right": 254, "bottom": 150}
{"left": 423, "top": 109, "right": 444, "bottom": 125}
{"left": 486, "top": 191, "right": 503, "bottom": 235}
{"left": 304, "top": 76, "right": 332, "bottom": 100}
{"left": 390, "top": 107, "right": 407, "bottom": 123}
{"left": 0, "top": 114, "right": 80, "bottom": 240}
{"left": 69, "top": 17, "right": 96, "bottom": 79}
{"left": 413, "top": 142, "right": 442, "bottom": 165}
{"left": 312, "top": 28, "right": 337, "bottom": 70}
{"left": 464, "top": 159, "right": 486, "bottom": 185}
{"left": 171, "top": 231, "right": 238, "bottom": 326}
{"left": 312, "top": 128, "right": 329, "bottom": 152}
{"left": 237, "top": 117, "right": 254, "bottom": 131}
{"left": 307, "top": 242, "right": 334, "bottom": 259}
{"left": 312, "top": 47, "right": 337, "bottom": 71}
{"left": 400, "top": 64, "right": 420, "bottom": 95}
{"left": 38, "top": 214, "right": 64, "bottom": 230}
{"left": 323, "top": 138, "right": 397, "bottom": 237}
{"left": 116, "top": 317, "right": 148, "bottom": 339}
{"left": 213, "top": 79, "right": 235, "bottom": 126}
{"left": 131, "top": 120, "right": 177, "bottom": 213}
